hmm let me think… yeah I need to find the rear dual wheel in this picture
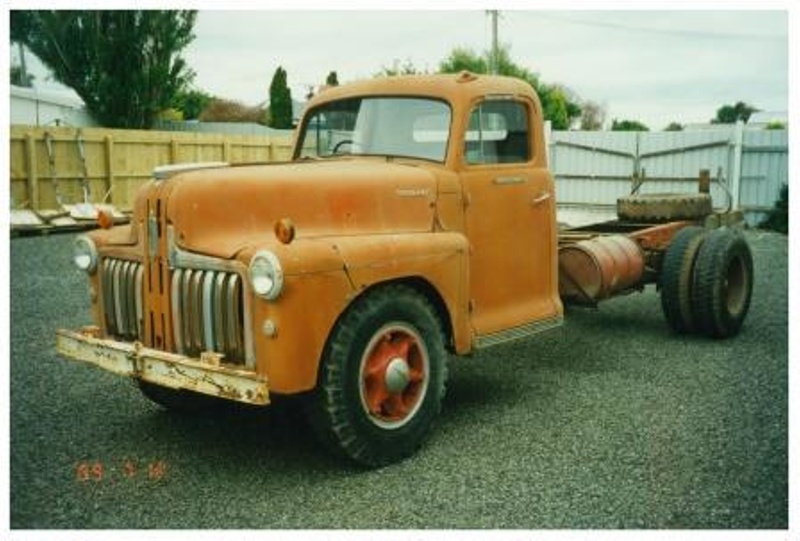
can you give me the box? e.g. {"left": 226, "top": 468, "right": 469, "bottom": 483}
{"left": 660, "top": 227, "right": 753, "bottom": 338}
{"left": 691, "top": 228, "right": 754, "bottom": 338}
{"left": 660, "top": 226, "right": 707, "bottom": 334}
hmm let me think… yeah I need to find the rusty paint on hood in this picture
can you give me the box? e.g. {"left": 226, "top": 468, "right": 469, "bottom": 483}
{"left": 159, "top": 160, "right": 439, "bottom": 259}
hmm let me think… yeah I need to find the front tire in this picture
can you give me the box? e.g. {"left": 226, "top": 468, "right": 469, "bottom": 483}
{"left": 305, "top": 284, "right": 448, "bottom": 467}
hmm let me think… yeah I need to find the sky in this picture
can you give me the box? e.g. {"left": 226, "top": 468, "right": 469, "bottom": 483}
{"left": 9, "top": 7, "right": 790, "bottom": 130}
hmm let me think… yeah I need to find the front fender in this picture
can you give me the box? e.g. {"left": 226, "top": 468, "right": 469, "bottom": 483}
{"left": 238, "top": 238, "right": 354, "bottom": 394}
{"left": 332, "top": 232, "right": 470, "bottom": 354}
{"left": 239, "top": 232, "right": 470, "bottom": 394}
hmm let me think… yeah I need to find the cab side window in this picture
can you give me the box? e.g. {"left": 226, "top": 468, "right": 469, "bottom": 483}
{"left": 465, "top": 100, "right": 530, "bottom": 165}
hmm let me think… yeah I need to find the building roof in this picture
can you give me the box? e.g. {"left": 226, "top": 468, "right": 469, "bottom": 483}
{"left": 10, "top": 84, "right": 85, "bottom": 109}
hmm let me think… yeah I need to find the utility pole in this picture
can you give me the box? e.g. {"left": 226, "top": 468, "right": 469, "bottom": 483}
{"left": 487, "top": 10, "right": 500, "bottom": 75}
{"left": 17, "top": 42, "right": 32, "bottom": 87}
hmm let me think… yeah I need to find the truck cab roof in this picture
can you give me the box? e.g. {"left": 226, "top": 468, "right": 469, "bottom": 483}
{"left": 305, "top": 71, "right": 541, "bottom": 113}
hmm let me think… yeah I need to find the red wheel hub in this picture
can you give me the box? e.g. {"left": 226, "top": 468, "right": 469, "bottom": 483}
{"left": 359, "top": 323, "right": 428, "bottom": 429}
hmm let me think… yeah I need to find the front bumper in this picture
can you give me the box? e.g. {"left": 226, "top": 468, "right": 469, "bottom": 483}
{"left": 56, "top": 327, "right": 269, "bottom": 405}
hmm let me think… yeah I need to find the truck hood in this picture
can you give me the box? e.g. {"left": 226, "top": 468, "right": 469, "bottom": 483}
{"left": 163, "top": 160, "right": 439, "bottom": 259}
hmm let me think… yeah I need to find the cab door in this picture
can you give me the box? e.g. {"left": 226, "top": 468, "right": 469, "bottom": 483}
{"left": 459, "top": 98, "right": 561, "bottom": 342}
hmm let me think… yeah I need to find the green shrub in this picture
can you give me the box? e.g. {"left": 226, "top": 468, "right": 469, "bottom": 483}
{"left": 760, "top": 184, "right": 788, "bottom": 234}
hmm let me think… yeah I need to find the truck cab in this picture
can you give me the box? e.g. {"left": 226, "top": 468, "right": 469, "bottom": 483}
{"left": 294, "top": 72, "right": 562, "bottom": 342}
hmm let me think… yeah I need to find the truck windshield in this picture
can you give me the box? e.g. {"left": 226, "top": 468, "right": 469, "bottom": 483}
{"left": 296, "top": 97, "right": 451, "bottom": 162}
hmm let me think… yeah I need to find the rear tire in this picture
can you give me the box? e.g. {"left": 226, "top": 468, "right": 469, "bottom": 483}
{"left": 691, "top": 229, "right": 754, "bottom": 338}
{"left": 305, "top": 284, "right": 447, "bottom": 467}
{"left": 660, "top": 226, "right": 708, "bottom": 334}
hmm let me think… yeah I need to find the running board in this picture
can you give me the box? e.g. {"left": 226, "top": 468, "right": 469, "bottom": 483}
{"left": 474, "top": 314, "right": 564, "bottom": 349}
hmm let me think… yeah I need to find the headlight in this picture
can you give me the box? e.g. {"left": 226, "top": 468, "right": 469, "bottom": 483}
{"left": 73, "top": 235, "right": 98, "bottom": 273}
{"left": 248, "top": 250, "right": 284, "bottom": 300}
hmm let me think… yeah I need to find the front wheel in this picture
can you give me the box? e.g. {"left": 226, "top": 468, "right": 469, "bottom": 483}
{"left": 305, "top": 284, "right": 448, "bottom": 467}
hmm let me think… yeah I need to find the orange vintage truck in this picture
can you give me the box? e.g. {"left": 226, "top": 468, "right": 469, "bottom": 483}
{"left": 57, "top": 72, "right": 753, "bottom": 466}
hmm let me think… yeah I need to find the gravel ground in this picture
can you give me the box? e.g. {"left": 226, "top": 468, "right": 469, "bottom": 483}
{"left": 10, "top": 229, "right": 787, "bottom": 529}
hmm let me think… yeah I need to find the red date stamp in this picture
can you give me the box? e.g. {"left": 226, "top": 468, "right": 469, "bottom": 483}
{"left": 75, "top": 459, "right": 168, "bottom": 482}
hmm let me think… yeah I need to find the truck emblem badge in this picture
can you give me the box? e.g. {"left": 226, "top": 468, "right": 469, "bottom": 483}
{"left": 395, "top": 188, "right": 430, "bottom": 198}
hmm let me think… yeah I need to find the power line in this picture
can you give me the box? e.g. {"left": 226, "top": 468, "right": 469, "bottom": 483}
{"left": 525, "top": 12, "right": 785, "bottom": 42}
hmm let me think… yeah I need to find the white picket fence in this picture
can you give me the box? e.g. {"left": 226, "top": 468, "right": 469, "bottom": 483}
{"left": 546, "top": 121, "right": 788, "bottom": 227}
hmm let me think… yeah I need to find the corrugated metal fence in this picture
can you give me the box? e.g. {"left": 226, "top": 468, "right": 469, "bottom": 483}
{"left": 547, "top": 122, "right": 788, "bottom": 226}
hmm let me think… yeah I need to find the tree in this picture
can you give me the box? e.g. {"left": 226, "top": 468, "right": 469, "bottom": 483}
{"left": 541, "top": 85, "right": 571, "bottom": 130}
{"left": 579, "top": 100, "right": 606, "bottom": 131}
{"left": 326, "top": 71, "right": 339, "bottom": 86}
{"left": 611, "top": 119, "right": 649, "bottom": 132}
{"left": 377, "top": 58, "right": 423, "bottom": 77}
{"left": 10, "top": 10, "right": 197, "bottom": 129}
{"left": 10, "top": 38, "right": 33, "bottom": 87}
{"left": 269, "top": 66, "right": 293, "bottom": 129}
{"left": 760, "top": 184, "right": 787, "bottom": 234}
{"left": 438, "top": 47, "right": 489, "bottom": 74}
{"left": 440, "top": 45, "right": 538, "bottom": 86}
{"left": 171, "top": 88, "right": 214, "bottom": 121}
{"left": 199, "top": 99, "right": 266, "bottom": 124}
{"left": 157, "top": 108, "right": 184, "bottom": 122}
{"left": 438, "top": 45, "right": 581, "bottom": 130}
{"left": 10, "top": 64, "right": 34, "bottom": 87}
{"left": 712, "top": 101, "right": 758, "bottom": 124}
{"left": 664, "top": 122, "right": 684, "bottom": 131}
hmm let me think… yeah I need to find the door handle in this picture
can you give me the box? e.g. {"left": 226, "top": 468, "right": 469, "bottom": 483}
{"left": 493, "top": 176, "right": 526, "bottom": 185}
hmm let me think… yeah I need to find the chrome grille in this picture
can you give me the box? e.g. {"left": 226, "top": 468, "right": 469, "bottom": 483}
{"left": 171, "top": 268, "right": 245, "bottom": 364}
{"left": 102, "top": 258, "right": 144, "bottom": 340}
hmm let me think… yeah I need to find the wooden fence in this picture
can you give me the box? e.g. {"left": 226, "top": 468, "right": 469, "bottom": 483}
{"left": 9, "top": 125, "right": 294, "bottom": 212}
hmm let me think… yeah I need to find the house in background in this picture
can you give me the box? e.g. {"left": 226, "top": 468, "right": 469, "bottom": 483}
{"left": 747, "top": 111, "right": 788, "bottom": 129}
{"left": 683, "top": 111, "right": 788, "bottom": 132}
{"left": 10, "top": 84, "right": 97, "bottom": 127}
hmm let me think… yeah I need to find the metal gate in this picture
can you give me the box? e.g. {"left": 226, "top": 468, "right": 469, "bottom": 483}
{"left": 547, "top": 122, "right": 787, "bottom": 226}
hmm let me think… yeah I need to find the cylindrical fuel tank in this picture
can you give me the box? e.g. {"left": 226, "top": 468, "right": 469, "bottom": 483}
{"left": 558, "top": 235, "right": 645, "bottom": 304}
